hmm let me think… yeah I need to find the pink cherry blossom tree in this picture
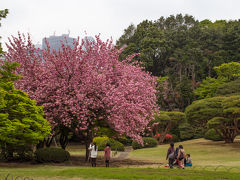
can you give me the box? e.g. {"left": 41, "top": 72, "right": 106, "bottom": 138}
{"left": 5, "top": 33, "right": 157, "bottom": 158}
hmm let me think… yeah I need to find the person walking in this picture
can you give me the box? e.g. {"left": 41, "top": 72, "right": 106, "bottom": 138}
{"left": 177, "top": 145, "right": 185, "bottom": 169}
{"left": 88, "top": 142, "right": 98, "bottom": 167}
{"left": 104, "top": 143, "right": 111, "bottom": 167}
{"left": 166, "top": 142, "right": 175, "bottom": 168}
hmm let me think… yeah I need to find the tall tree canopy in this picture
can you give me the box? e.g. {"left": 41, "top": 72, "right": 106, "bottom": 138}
{"left": 195, "top": 62, "right": 240, "bottom": 99}
{"left": 0, "top": 9, "right": 8, "bottom": 55}
{"left": 117, "top": 14, "right": 240, "bottom": 111}
{"left": 5, "top": 34, "right": 157, "bottom": 148}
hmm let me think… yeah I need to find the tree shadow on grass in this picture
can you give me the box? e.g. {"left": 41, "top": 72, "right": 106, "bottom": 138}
{"left": 0, "top": 155, "right": 161, "bottom": 168}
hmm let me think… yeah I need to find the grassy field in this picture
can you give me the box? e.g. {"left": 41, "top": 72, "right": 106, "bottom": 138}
{"left": 129, "top": 138, "right": 240, "bottom": 168}
{"left": 0, "top": 166, "right": 240, "bottom": 180}
{"left": 0, "top": 138, "right": 240, "bottom": 179}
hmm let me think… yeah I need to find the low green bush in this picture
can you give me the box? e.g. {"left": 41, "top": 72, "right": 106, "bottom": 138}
{"left": 117, "top": 136, "right": 132, "bottom": 146}
{"left": 93, "top": 137, "right": 125, "bottom": 151}
{"left": 179, "top": 123, "right": 194, "bottom": 140}
{"left": 204, "top": 128, "right": 223, "bottom": 141}
{"left": 35, "top": 147, "right": 70, "bottom": 163}
{"left": 132, "top": 137, "right": 157, "bottom": 150}
{"left": 0, "top": 145, "right": 33, "bottom": 162}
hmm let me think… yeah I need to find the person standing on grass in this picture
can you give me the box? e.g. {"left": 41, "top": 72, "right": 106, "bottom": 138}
{"left": 177, "top": 145, "right": 185, "bottom": 169}
{"left": 88, "top": 142, "right": 98, "bottom": 167}
{"left": 104, "top": 143, "right": 111, "bottom": 167}
{"left": 166, "top": 142, "right": 175, "bottom": 168}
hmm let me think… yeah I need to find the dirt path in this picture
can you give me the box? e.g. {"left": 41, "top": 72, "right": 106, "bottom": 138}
{"left": 0, "top": 147, "right": 162, "bottom": 168}
{"left": 113, "top": 146, "right": 132, "bottom": 160}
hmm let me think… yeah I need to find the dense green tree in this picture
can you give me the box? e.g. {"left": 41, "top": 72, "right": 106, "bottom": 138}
{"left": 150, "top": 111, "right": 185, "bottom": 143}
{"left": 208, "top": 96, "right": 240, "bottom": 143}
{"left": 195, "top": 62, "right": 240, "bottom": 99}
{"left": 0, "top": 9, "right": 8, "bottom": 55}
{"left": 186, "top": 96, "right": 240, "bottom": 143}
{"left": 216, "top": 79, "right": 240, "bottom": 96}
{"left": 185, "top": 96, "right": 224, "bottom": 129}
{"left": 117, "top": 14, "right": 240, "bottom": 111}
{"left": 214, "top": 62, "right": 240, "bottom": 80}
{"left": 194, "top": 77, "right": 227, "bottom": 99}
{"left": 0, "top": 62, "right": 51, "bottom": 160}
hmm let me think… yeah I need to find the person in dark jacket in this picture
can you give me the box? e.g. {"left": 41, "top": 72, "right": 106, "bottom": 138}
{"left": 166, "top": 142, "right": 175, "bottom": 168}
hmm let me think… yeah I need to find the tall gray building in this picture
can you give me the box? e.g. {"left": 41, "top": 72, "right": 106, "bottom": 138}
{"left": 42, "top": 34, "right": 75, "bottom": 50}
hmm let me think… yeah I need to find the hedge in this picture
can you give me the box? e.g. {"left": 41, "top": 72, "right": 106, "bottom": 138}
{"left": 35, "top": 147, "right": 70, "bottom": 163}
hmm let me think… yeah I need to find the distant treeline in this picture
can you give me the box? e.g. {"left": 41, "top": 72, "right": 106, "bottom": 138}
{"left": 117, "top": 14, "right": 240, "bottom": 111}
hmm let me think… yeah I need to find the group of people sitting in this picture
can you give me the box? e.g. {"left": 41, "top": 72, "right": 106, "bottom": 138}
{"left": 88, "top": 142, "right": 111, "bottom": 167}
{"left": 166, "top": 142, "right": 192, "bottom": 169}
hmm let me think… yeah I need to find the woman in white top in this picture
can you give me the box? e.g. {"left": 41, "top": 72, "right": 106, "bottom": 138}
{"left": 88, "top": 142, "right": 98, "bottom": 167}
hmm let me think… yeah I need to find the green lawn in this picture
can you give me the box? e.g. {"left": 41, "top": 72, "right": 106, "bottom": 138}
{"left": 0, "top": 166, "right": 240, "bottom": 180}
{"left": 129, "top": 138, "right": 240, "bottom": 168}
{"left": 0, "top": 138, "right": 240, "bottom": 179}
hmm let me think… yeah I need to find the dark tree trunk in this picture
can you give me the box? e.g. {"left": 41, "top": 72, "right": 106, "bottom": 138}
{"left": 85, "top": 129, "right": 93, "bottom": 162}
{"left": 36, "top": 140, "right": 45, "bottom": 149}
{"left": 2, "top": 144, "right": 14, "bottom": 160}
{"left": 158, "top": 123, "right": 172, "bottom": 144}
{"left": 85, "top": 141, "right": 90, "bottom": 162}
{"left": 45, "top": 136, "right": 54, "bottom": 147}
{"left": 222, "top": 128, "right": 237, "bottom": 143}
{"left": 60, "top": 132, "right": 69, "bottom": 150}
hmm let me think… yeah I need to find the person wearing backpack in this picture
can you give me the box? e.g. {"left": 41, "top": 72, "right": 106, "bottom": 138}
{"left": 177, "top": 145, "right": 185, "bottom": 169}
{"left": 166, "top": 142, "right": 175, "bottom": 168}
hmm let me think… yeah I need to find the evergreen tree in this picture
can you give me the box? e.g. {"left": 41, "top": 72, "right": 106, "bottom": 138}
{"left": 0, "top": 62, "right": 51, "bottom": 160}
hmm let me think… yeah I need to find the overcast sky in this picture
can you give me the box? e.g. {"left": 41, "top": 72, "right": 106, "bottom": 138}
{"left": 1, "top": 0, "right": 240, "bottom": 50}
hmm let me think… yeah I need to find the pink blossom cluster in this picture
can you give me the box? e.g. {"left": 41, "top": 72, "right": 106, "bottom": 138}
{"left": 5, "top": 33, "right": 157, "bottom": 142}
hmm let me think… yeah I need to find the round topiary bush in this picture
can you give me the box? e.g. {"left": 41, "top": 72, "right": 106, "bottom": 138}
{"left": 93, "top": 137, "right": 125, "bottom": 151}
{"left": 132, "top": 137, "right": 157, "bottom": 150}
{"left": 204, "top": 128, "right": 223, "bottom": 141}
{"left": 179, "top": 123, "right": 194, "bottom": 140}
{"left": 35, "top": 147, "right": 70, "bottom": 163}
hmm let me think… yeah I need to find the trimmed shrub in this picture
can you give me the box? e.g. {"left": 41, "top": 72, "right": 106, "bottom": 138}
{"left": 179, "top": 123, "right": 194, "bottom": 140}
{"left": 35, "top": 147, "right": 70, "bottom": 163}
{"left": 93, "top": 137, "right": 125, "bottom": 151}
{"left": 193, "top": 127, "right": 207, "bottom": 139}
{"left": 132, "top": 137, "right": 157, "bottom": 150}
{"left": 132, "top": 140, "right": 143, "bottom": 150}
{"left": 204, "top": 129, "right": 223, "bottom": 141}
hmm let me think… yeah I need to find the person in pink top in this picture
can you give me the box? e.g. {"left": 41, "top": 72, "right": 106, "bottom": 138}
{"left": 104, "top": 143, "right": 111, "bottom": 167}
{"left": 177, "top": 145, "right": 185, "bottom": 169}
